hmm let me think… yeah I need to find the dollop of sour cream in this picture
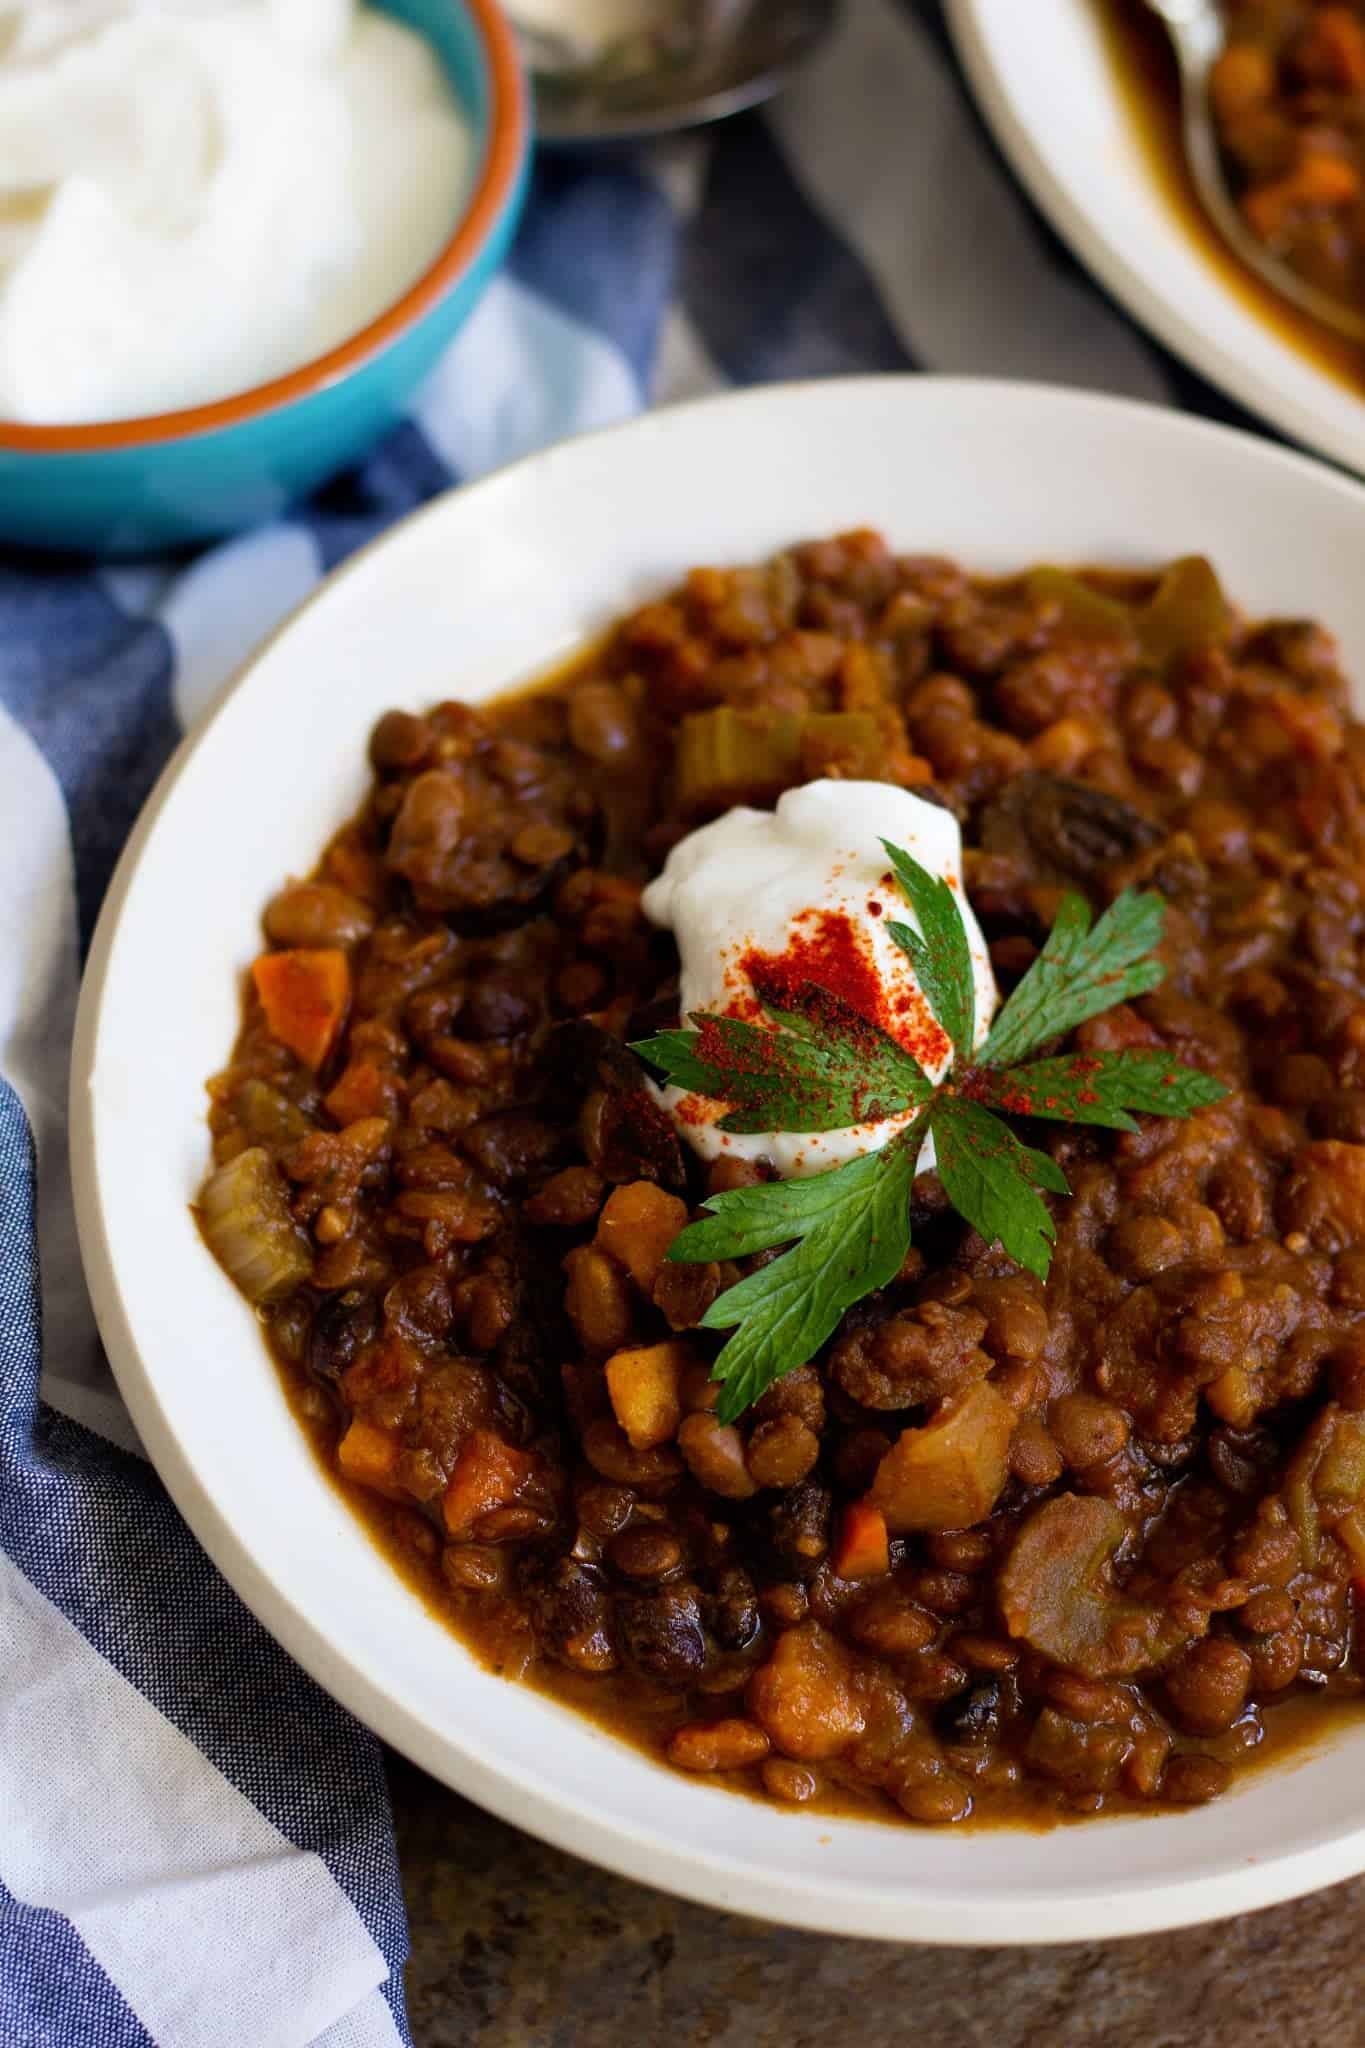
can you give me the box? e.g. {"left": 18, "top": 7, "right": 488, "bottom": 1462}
{"left": 0, "top": 0, "right": 473, "bottom": 423}
{"left": 641, "top": 781, "right": 999, "bottom": 1179}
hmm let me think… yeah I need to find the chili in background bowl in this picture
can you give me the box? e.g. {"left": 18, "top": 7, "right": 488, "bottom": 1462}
{"left": 947, "top": 0, "right": 1365, "bottom": 480}
{"left": 70, "top": 378, "right": 1365, "bottom": 1940}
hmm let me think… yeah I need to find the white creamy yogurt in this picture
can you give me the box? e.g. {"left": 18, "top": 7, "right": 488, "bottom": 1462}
{"left": 0, "top": 0, "right": 473, "bottom": 423}
{"left": 641, "top": 781, "right": 999, "bottom": 1179}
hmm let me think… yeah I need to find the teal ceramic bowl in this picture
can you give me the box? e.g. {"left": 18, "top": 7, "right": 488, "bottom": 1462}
{"left": 0, "top": 0, "right": 529, "bottom": 556}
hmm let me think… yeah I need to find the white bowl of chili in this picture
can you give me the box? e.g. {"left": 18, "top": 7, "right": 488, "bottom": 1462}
{"left": 72, "top": 377, "right": 1365, "bottom": 1942}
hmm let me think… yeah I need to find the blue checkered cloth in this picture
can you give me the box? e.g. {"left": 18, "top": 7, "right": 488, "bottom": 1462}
{"left": 0, "top": 5, "right": 1253, "bottom": 2041}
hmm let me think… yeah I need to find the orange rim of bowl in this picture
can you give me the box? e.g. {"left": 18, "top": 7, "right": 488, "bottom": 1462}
{"left": 0, "top": 0, "right": 528, "bottom": 455}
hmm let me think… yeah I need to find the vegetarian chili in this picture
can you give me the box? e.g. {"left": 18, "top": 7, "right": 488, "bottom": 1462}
{"left": 200, "top": 532, "right": 1365, "bottom": 1826}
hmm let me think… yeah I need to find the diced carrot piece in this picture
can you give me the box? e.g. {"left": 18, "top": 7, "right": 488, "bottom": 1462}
{"left": 337, "top": 1420, "right": 402, "bottom": 1498}
{"left": 324, "top": 1059, "right": 397, "bottom": 1126}
{"left": 833, "top": 1502, "right": 890, "bottom": 1581}
{"left": 1291, "top": 152, "right": 1361, "bottom": 206}
{"left": 443, "top": 1429, "right": 538, "bottom": 1539}
{"left": 595, "top": 1181, "right": 689, "bottom": 1294}
{"left": 1245, "top": 153, "right": 1360, "bottom": 240}
{"left": 252, "top": 949, "right": 350, "bottom": 1070}
{"left": 604, "top": 1339, "right": 689, "bottom": 1450}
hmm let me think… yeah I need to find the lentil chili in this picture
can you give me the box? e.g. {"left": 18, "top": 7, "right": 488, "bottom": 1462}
{"left": 201, "top": 531, "right": 1365, "bottom": 1827}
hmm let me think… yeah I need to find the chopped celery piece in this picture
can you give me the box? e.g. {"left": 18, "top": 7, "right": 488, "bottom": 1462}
{"left": 799, "top": 712, "right": 882, "bottom": 780}
{"left": 1139, "top": 556, "right": 1229, "bottom": 666}
{"left": 999, "top": 1493, "right": 1163, "bottom": 1677}
{"left": 233, "top": 1078, "right": 312, "bottom": 1149}
{"left": 1287, "top": 1407, "right": 1365, "bottom": 1567}
{"left": 199, "top": 1145, "right": 312, "bottom": 1304}
{"left": 1025, "top": 566, "right": 1133, "bottom": 637}
{"left": 675, "top": 707, "right": 803, "bottom": 811}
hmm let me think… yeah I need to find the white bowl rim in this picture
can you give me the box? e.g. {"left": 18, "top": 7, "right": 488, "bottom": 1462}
{"left": 69, "top": 374, "right": 1365, "bottom": 1945}
{"left": 945, "top": 0, "right": 1365, "bottom": 477}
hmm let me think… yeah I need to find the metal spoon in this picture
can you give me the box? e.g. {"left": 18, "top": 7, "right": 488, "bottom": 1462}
{"left": 1144, "top": 0, "right": 1365, "bottom": 343}
{"left": 510, "top": 0, "right": 842, "bottom": 146}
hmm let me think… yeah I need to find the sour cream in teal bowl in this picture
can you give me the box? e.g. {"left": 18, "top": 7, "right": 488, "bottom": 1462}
{"left": 0, "top": 0, "right": 528, "bottom": 555}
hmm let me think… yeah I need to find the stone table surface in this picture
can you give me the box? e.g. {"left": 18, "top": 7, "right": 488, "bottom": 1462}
{"left": 389, "top": 1754, "right": 1365, "bottom": 2047}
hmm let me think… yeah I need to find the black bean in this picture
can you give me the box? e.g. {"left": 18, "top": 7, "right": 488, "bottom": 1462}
{"left": 979, "top": 772, "right": 1160, "bottom": 884}
{"left": 461, "top": 1113, "right": 560, "bottom": 1186}
{"left": 709, "top": 1566, "right": 761, "bottom": 1651}
{"left": 306, "top": 1290, "right": 377, "bottom": 1384}
{"left": 767, "top": 1483, "right": 832, "bottom": 1581}
{"left": 616, "top": 1585, "right": 708, "bottom": 1685}
{"left": 518, "top": 1556, "right": 613, "bottom": 1665}
{"left": 464, "top": 976, "right": 539, "bottom": 1041}
{"left": 937, "top": 1681, "right": 1004, "bottom": 1747}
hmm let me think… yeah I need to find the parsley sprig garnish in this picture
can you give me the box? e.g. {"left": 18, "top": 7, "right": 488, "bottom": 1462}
{"left": 631, "top": 843, "right": 1228, "bottom": 1422}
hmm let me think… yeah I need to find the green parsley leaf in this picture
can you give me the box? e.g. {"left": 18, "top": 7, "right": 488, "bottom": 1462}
{"left": 929, "top": 1096, "right": 1068, "bottom": 1281}
{"left": 980, "top": 889, "right": 1166, "bottom": 1069}
{"left": 880, "top": 837, "right": 976, "bottom": 1066}
{"left": 978, "top": 1049, "right": 1230, "bottom": 1132}
{"left": 631, "top": 989, "right": 930, "bottom": 1136}
{"left": 667, "top": 1146, "right": 896, "bottom": 1263}
{"left": 678, "top": 1125, "right": 922, "bottom": 1424}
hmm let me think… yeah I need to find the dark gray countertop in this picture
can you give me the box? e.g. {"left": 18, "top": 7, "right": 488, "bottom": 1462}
{"left": 389, "top": 1754, "right": 1365, "bottom": 2046}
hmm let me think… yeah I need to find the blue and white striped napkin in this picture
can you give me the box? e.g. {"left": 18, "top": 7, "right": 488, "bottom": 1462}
{"left": 0, "top": 4, "right": 1260, "bottom": 2041}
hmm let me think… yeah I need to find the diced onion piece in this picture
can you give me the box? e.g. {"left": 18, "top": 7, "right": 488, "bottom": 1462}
{"left": 199, "top": 1145, "right": 312, "bottom": 1304}
{"left": 232, "top": 1078, "right": 311, "bottom": 1148}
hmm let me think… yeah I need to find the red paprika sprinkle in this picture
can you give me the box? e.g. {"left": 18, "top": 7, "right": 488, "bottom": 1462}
{"left": 673, "top": 1092, "right": 713, "bottom": 1128}
{"left": 732, "top": 908, "right": 950, "bottom": 1071}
